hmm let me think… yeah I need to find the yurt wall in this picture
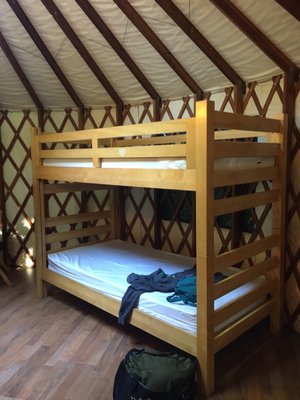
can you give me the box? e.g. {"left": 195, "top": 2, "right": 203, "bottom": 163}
{"left": 0, "top": 74, "right": 299, "bottom": 332}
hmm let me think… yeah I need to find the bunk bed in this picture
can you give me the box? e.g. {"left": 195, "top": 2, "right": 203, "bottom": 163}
{"left": 31, "top": 100, "right": 287, "bottom": 396}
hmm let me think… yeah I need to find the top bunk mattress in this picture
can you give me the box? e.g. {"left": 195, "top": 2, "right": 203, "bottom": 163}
{"left": 43, "top": 159, "right": 186, "bottom": 169}
{"left": 43, "top": 157, "right": 274, "bottom": 170}
{"left": 47, "top": 240, "right": 265, "bottom": 335}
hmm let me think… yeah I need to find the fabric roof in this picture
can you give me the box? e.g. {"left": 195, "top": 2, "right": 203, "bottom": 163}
{"left": 0, "top": 0, "right": 299, "bottom": 109}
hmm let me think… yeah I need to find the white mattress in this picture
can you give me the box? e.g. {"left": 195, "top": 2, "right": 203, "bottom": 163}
{"left": 48, "top": 240, "right": 265, "bottom": 334}
{"left": 43, "top": 159, "right": 186, "bottom": 169}
{"left": 43, "top": 157, "right": 273, "bottom": 170}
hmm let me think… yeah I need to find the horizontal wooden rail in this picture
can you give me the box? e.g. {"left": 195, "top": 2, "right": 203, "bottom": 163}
{"left": 213, "top": 110, "right": 281, "bottom": 132}
{"left": 214, "top": 141, "right": 279, "bottom": 159}
{"left": 40, "top": 143, "right": 186, "bottom": 160}
{"left": 37, "top": 119, "right": 190, "bottom": 143}
{"left": 214, "top": 130, "right": 281, "bottom": 142}
{"left": 215, "top": 234, "right": 279, "bottom": 272}
{"left": 214, "top": 256, "right": 278, "bottom": 299}
{"left": 44, "top": 183, "right": 108, "bottom": 194}
{"left": 214, "top": 279, "right": 276, "bottom": 326}
{"left": 213, "top": 190, "right": 278, "bottom": 216}
{"left": 214, "top": 166, "right": 279, "bottom": 187}
{"left": 37, "top": 167, "right": 196, "bottom": 191}
{"left": 45, "top": 211, "right": 111, "bottom": 227}
{"left": 115, "top": 135, "right": 187, "bottom": 147}
{"left": 214, "top": 300, "right": 274, "bottom": 352}
{"left": 46, "top": 238, "right": 106, "bottom": 254}
{"left": 45, "top": 225, "right": 111, "bottom": 244}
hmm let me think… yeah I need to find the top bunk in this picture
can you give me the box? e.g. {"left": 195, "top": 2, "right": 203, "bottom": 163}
{"left": 31, "top": 101, "right": 285, "bottom": 191}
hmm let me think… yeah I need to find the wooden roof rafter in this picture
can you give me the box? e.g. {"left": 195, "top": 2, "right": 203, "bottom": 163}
{"left": 7, "top": 0, "right": 84, "bottom": 112}
{"left": 40, "top": 0, "right": 124, "bottom": 123}
{"left": 0, "top": 30, "right": 43, "bottom": 111}
{"left": 113, "top": 0, "right": 204, "bottom": 100}
{"left": 154, "top": 0, "right": 245, "bottom": 92}
{"left": 274, "top": 0, "right": 300, "bottom": 23}
{"left": 210, "top": 0, "right": 299, "bottom": 80}
{"left": 74, "top": 0, "right": 162, "bottom": 113}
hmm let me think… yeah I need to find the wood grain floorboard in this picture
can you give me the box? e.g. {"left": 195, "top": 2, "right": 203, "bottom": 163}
{"left": 0, "top": 269, "right": 299, "bottom": 399}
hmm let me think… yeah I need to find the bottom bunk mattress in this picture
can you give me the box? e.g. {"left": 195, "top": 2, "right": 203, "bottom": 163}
{"left": 47, "top": 239, "right": 265, "bottom": 334}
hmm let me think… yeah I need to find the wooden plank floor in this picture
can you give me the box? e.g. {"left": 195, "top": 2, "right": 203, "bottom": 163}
{"left": 0, "top": 269, "right": 299, "bottom": 400}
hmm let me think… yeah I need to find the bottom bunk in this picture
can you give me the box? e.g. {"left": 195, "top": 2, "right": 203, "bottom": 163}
{"left": 46, "top": 239, "right": 267, "bottom": 341}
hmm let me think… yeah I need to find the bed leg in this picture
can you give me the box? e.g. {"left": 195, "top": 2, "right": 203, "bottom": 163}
{"left": 36, "top": 276, "right": 47, "bottom": 298}
{"left": 197, "top": 353, "right": 215, "bottom": 398}
{"left": 270, "top": 293, "right": 283, "bottom": 335}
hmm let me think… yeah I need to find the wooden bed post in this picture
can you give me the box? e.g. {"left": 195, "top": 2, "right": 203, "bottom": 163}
{"left": 31, "top": 127, "right": 47, "bottom": 298}
{"left": 110, "top": 187, "right": 122, "bottom": 240}
{"left": 270, "top": 113, "right": 288, "bottom": 334}
{"left": 194, "top": 100, "right": 216, "bottom": 396}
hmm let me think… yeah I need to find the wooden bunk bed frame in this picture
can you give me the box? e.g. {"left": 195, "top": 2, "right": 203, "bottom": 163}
{"left": 32, "top": 101, "right": 287, "bottom": 396}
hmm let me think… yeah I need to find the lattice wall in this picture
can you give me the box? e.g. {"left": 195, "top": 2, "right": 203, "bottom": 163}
{"left": 0, "top": 74, "right": 299, "bottom": 330}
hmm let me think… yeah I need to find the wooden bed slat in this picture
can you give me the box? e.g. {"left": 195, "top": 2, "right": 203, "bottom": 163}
{"left": 129, "top": 308, "right": 197, "bottom": 357}
{"left": 214, "top": 256, "right": 278, "bottom": 299}
{"left": 214, "top": 279, "right": 276, "bottom": 326}
{"left": 214, "top": 300, "right": 274, "bottom": 352}
{"left": 37, "top": 118, "right": 190, "bottom": 143}
{"left": 37, "top": 166, "right": 196, "bottom": 190}
{"left": 115, "top": 134, "right": 187, "bottom": 146}
{"left": 45, "top": 211, "right": 111, "bottom": 227}
{"left": 46, "top": 239, "right": 106, "bottom": 254}
{"left": 45, "top": 225, "right": 111, "bottom": 244}
{"left": 214, "top": 130, "right": 281, "bottom": 142}
{"left": 214, "top": 166, "right": 279, "bottom": 187}
{"left": 214, "top": 141, "right": 279, "bottom": 158}
{"left": 40, "top": 143, "right": 186, "bottom": 160}
{"left": 213, "top": 110, "right": 281, "bottom": 132}
{"left": 215, "top": 234, "right": 279, "bottom": 271}
{"left": 213, "top": 190, "right": 278, "bottom": 216}
{"left": 44, "top": 183, "right": 108, "bottom": 194}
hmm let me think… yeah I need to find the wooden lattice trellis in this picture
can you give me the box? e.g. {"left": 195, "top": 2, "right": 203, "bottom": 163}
{"left": 0, "top": 74, "right": 299, "bottom": 329}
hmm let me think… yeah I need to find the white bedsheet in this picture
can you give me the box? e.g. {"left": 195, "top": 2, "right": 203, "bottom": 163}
{"left": 43, "top": 157, "right": 273, "bottom": 170}
{"left": 43, "top": 159, "right": 187, "bottom": 169}
{"left": 48, "top": 240, "right": 265, "bottom": 334}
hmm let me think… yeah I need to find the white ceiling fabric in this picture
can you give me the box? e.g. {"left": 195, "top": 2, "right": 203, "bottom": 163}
{"left": 0, "top": 0, "right": 299, "bottom": 109}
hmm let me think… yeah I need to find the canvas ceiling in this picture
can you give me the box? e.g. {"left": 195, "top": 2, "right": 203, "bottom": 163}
{"left": 0, "top": 0, "right": 299, "bottom": 110}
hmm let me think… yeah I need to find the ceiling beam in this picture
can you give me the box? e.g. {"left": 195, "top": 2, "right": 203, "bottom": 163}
{"left": 0, "top": 30, "right": 43, "bottom": 110}
{"left": 75, "top": 0, "right": 161, "bottom": 107}
{"left": 7, "top": 0, "right": 84, "bottom": 110}
{"left": 210, "top": 0, "right": 299, "bottom": 79}
{"left": 154, "top": 0, "right": 245, "bottom": 89}
{"left": 274, "top": 0, "right": 300, "bottom": 22}
{"left": 40, "top": 0, "right": 123, "bottom": 109}
{"left": 113, "top": 0, "right": 203, "bottom": 99}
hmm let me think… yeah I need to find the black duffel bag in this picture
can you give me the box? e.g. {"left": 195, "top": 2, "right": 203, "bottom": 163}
{"left": 113, "top": 348, "right": 197, "bottom": 400}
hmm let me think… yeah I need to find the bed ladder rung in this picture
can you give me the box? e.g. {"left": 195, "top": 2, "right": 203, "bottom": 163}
{"left": 44, "top": 183, "right": 108, "bottom": 194}
{"left": 45, "top": 210, "right": 111, "bottom": 227}
{"left": 214, "top": 166, "right": 279, "bottom": 187}
{"left": 215, "top": 234, "right": 279, "bottom": 272}
{"left": 214, "top": 256, "right": 278, "bottom": 299}
{"left": 214, "top": 141, "right": 279, "bottom": 159}
{"left": 213, "top": 190, "right": 278, "bottom": 216}
{"left": 214, "top": 279, "right": 276, "bottom": 326}
{"left": 214, "top": 299, "right": 274, "bottom": 352}
{"left": 213, "top": 110, "right": 281, "bottom": 132}
{"left": 46, "top": 225, "right": 112, "bottom": 244}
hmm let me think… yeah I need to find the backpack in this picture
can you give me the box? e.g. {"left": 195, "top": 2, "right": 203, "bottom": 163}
{"left": 167, "top": 272, "right": 225, "bottom": 306}
{"left": 113, "top": 348, "right": 197, "bottom": 400}
{"left": 167, "top": 275, "right": 197, "bottom": 306}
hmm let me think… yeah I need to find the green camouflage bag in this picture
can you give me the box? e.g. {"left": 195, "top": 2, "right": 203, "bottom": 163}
{"left": 113, "top": 348, "right": 197, "bottom": 400}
